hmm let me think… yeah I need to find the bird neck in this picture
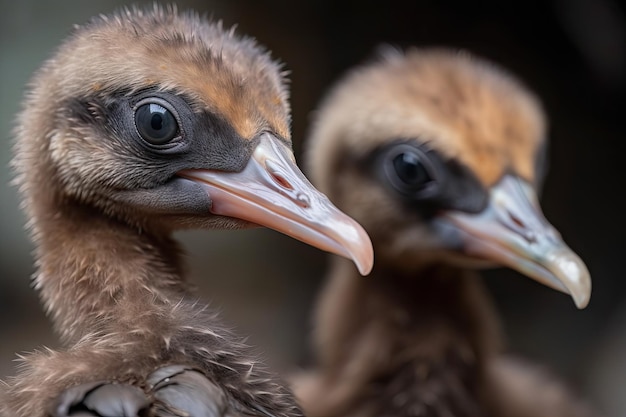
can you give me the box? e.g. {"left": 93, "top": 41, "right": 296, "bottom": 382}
{"left": 29, "top": 197, "right": 189, "bottom": 346}
{"left": 303, "top": 258, "right": 502, "bottom": 414}
{"left": 21, "top": 197, "right": 305, "bottom": 417}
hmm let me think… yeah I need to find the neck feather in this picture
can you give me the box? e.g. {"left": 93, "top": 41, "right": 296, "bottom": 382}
{"left": 301, "top": 258, "right": 503, "bottom": 415}
{"left": 30, "top": 197, "right": 188, "bottom": 345}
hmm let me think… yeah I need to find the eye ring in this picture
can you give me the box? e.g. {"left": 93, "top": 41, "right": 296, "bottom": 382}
{"left": 382, "top": 144, "right": 438, "bottom": 197}
{"left": 134, "top": 97, "right": 182, "bottom": 146}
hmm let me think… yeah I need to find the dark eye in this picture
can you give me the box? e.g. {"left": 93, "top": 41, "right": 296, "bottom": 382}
{"left": 135, "top": 102, "right": 179, "bottom": 145}
{"left": 393, "top": 152, "right": 432, "bottom": 188}
{"left": 383, "top": 145, "right": 436, "bottom": 195}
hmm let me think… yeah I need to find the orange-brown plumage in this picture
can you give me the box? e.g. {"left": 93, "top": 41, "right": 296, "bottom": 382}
{"left": 294, "top": 47, "right": 597, "bottom": 417}
{"left": 308, "top": 49, "right": 544, "bottom": 196}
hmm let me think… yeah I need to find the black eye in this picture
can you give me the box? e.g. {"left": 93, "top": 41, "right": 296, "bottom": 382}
{"left": 393, "top": 152, "right": 432, "bottom": 188}
{"left": 135, "top": 102, "right": 179, "bottom": 145}
{"left": 383, "top": 145, "right": 436, "bottom": 196}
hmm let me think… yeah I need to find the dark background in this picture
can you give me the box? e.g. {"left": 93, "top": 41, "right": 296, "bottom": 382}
{"left": 1, "top": 0, "right": 624, "bottom": 415}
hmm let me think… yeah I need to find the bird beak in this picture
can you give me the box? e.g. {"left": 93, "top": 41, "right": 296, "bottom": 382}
{"left": 440, "top": 175, "right": 591, "bottom": 309}
{"left": 179, "top": 133, "right": 374, "bottom": 276}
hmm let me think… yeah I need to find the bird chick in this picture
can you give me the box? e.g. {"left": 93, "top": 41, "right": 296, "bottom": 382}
{"left": 294, "top": 47, "right": 598, "bottom": 417}
{"left": 2, "top": 5, "right": 372, "bottom": 417}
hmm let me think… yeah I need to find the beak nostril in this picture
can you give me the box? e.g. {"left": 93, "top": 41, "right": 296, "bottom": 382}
{"left": 506, "top": 209, "right": 539, "bottom": 243}
{"left": 271, "top": 172, "right": 293, "bottom": 190}
{"left": 507, "top": 210, "right": 526, "bottom": 229}
{"left": 269, "top": 170, "right": 309, "bottom": 208}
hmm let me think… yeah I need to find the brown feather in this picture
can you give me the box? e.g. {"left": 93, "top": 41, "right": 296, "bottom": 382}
{"left": 306, "top": 48, "right": 544, "bottom": 193}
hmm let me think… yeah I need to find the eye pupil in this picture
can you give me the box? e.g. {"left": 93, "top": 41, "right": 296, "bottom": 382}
{"left": 151, "top": 113, "right": 163, "bottom": 130}
{"left": 135, "top": 102, "right": 179, "bottom": 145}
{"left": 393, "top": 152, "right": 431, "bottom": 188}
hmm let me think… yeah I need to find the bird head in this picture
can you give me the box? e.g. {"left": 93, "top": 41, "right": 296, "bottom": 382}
{"left": 13, "top": 6, "right": 373, "bottom": 275}
{"left": 305, "top": 47, "right": 590, "bottom": 307}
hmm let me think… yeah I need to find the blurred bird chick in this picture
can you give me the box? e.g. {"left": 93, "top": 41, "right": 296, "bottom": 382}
{"left": 293, "top": 47, "right": 599, "bottom": 417}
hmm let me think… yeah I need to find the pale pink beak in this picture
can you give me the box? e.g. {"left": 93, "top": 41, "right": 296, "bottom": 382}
{"left": 442, "top": 175, "right": 591, "bottom": 309}
{"left": 179, "top": 133, "right": 374, "bottom": 276}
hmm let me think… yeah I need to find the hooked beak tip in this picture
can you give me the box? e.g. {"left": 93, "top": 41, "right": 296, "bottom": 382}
{"left": 352, "top": 236, "right": 374, "bottom": 276}
{"left": 547, "top": 247, "right": 591, "bottom": 309}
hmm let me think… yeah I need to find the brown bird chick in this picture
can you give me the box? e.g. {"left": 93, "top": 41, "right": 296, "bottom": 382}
{"left": 1, "top": 5, "right": 373, "bottom": 417}
{"left": 293, "top": 48, "right": 598, "bottom": 417}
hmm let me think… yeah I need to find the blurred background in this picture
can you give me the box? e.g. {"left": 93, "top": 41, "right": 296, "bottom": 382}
{"left": 1, "top": 0, "right": 624, "bottom": 415}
